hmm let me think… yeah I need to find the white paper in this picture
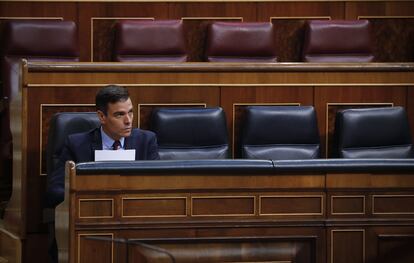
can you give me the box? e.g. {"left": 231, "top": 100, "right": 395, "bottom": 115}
{"left": 94, "top": 149, "right": 136, "bottom": 161}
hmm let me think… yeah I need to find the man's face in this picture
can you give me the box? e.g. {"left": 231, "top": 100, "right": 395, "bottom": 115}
{"left": 97, "top": 98, "right": 133, "bottom": 140}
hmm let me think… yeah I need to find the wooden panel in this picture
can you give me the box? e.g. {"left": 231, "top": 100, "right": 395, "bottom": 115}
{"left": 258, "top": 1, "right": 344, "bottom": 21}
{"left": 131, "top": 86, "right": 220, "bottom": 106}
{"left": 0, "top": 2, "right": 77, "bottom": 20}
{"left": 331, "top": 229, "right": 364, "bottom": 263}
{"left": 169, "top": 2, "right": 257, "bottom": 22}
{"left": 191, "top": 196, "right": 255, "bottom": 216}
{"left": 260, "top": 195, "right": 323, "bottom": 216}
{"left": 330, "top": 195, "right": 365, "bottom": 215}
{"left": 74, "top": 174, "right": 325, "bottom": 191}
{"left": 377, "top": 235, "right": 414, "bottom": 263}
{"left": 78, "top": 199, "right": 113, "bottom": 218}
{"left": 366, "top": 18, "right": 414, "bottom": 62}
{"left": 371, "top": 229, "right": 414, "bottom": 263}
{"left": 122, "top": 197, "right": 186, "bottom": 217}
{"left": 78, "top": 233, "right": 113, "bottom": 263}
{"left": 326, "top": 174, "right": 414, "bottom": 189}
{"left": 345, "top": 1, "right": 414, "bottom": 19}
{"left": 373, "top": 195, "right": 414, "bottom": 215}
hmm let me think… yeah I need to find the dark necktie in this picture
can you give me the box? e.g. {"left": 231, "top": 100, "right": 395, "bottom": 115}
{"left": 112, "top": 140, "right": 121, "bottom": 150}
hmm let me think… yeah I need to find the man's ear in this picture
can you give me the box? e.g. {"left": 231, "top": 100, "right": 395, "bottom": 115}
{"left": 97, "top": 110, "right": 106, "bottom": 124}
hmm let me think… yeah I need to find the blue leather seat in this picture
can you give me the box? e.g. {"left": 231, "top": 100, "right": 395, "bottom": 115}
{"left": 334, "top": 107, "right": 414, "bottom": 158}
{"left": 239, "top": 106, "right": 321, "bottom": 160}
{"left": 150, "top": 107, "right": 230, "bottom": 159}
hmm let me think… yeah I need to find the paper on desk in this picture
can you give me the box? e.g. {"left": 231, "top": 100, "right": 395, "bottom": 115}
{"left": 94, "top": 150, "right": 136, "bottom": 161}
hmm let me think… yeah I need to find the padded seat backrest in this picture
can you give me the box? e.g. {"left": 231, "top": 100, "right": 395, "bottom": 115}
{"left": 113, "top": 20, "right": 187, "bottom": 62}
{"left": 334, "top": 107, "right": 414, "bottom": 158}
{"left": 46, "top": 112, "right": 100, "bottom": 176}
{"left": 150, "top": 107, "right": 229, "bottom": 160}
{"left": 302, "top": 20, "right": 374, "bottom": 62}
{"left": 205, "top": 22, "right": 277, "bottom": 62}
{"left": 240, "top": 106, "right": 320, "bottom": 160}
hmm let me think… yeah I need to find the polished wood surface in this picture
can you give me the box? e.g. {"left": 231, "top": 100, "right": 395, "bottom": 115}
{"left": 1, "top": 61, "right": 414, "bottom": 262}
{"left": 60, "top": 161, "right": 414, "bottom": 263}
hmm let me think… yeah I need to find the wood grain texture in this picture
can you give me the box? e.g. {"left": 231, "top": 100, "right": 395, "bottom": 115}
{"left": 2, "top": 58, "right": 414, "bottom": 262}
{"left": 67, "top": 168, "right": 414, "bottom": 263}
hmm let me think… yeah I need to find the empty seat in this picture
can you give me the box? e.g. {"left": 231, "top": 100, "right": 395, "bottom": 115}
{"left": 302, "top": 20, "right": 374, "bottom": 62}
{"left": 0, "top": 20, "right": 79, "bottom": 202}
{"left": 239, "top": 106, "right": 320, "bottom": 160}
{"left": 205, "top": 22, "right": 277, "bottom": 62}
{"left": 334, "top": 107, "right": 414, "bottom": 158}
{"left": 113, "top": 20, "right": 187, "bottom": 62}
{"left": 150, "top": 107, "right": 229, "bottom": 159}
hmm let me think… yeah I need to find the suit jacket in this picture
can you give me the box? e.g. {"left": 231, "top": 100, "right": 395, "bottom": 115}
{"left": 46, "top": 127, "right": 160, "bottom": 207}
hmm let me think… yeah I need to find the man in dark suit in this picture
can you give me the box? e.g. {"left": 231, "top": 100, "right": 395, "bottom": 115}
{"left": 47, "top": 85, "right": 160, "bottom": 207}
{"left": 46, "top": 85, "right": 159, "bottom": 263}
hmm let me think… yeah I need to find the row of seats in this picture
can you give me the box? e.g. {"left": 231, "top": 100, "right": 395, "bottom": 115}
{"left": 1, "top": 19, "right": 374, "bottom": 64}
{"left": 114, "top": 19, "right": 374, "bottom": 63}
{"left": 154, "top": 106, "right": 413, "bottom": 159}
{"left": 47, "top": 106, "right": 414, "bottom": 169}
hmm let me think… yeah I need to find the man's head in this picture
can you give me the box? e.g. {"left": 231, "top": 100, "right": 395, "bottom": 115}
{"left": 96, "top": 85, "right": 133, "bottom": 140}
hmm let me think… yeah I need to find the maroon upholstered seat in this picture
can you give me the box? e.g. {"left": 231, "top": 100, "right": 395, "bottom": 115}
{"left": 113, "top": 20, "right": 187, "bottom": 62}
{"left": 0, "top": 20, "right": 79, "bottom": 198}
{"left": 302, "top": 20, "right": 374, "bottom": 62}
{"left": 205, "top": 22, "right": 277, "bottom": 62}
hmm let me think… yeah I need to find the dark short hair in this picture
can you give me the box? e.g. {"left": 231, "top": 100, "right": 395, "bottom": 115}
{"left": 96, "top": 85, "right": 130, "bottom": 115}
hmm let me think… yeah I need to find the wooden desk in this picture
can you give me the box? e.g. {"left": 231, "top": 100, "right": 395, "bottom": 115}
{"left": 58, "top": 160, "right": 414, "bottom": 263}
